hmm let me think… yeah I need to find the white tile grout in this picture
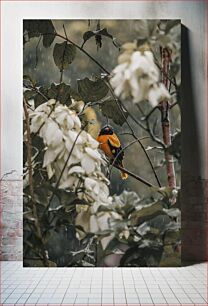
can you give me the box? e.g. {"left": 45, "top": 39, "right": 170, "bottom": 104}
{"left": 0, "top": 261, "right": 207, "bottom": 305}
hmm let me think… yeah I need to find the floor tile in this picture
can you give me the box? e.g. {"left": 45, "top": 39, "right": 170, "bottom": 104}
{"left": 0, "top": 261, "right": 207, "bottom": 306}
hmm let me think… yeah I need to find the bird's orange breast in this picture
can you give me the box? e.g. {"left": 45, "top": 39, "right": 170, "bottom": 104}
{"left": 97, "top": 135, "right": 114, "bottom": 159}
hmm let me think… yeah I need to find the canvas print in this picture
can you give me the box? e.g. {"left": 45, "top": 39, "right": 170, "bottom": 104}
{"left": 23, "top": 19, "right": 181, "bottom": 267}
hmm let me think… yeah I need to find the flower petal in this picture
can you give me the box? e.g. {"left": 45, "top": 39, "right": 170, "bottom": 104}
{"left": 85, "top": 147, "right": 102, "bottom": 161}
{"left": 81, "top": 154, "right": 96, "bottom": 174}
{"left": 68, "top": 166, "right": 85, "bottom": 175}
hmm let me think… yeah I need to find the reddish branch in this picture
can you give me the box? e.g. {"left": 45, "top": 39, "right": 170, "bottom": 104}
{"left": 159, "top": 48, "right": 176, "bottom": 190}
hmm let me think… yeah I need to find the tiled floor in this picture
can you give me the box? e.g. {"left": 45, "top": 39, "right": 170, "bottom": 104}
{"left": 0, "top": 261, "right": 207, "bottom": 305}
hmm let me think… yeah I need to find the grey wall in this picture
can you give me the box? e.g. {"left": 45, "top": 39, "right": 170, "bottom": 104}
{"left": 1, "top": 1, "right": 207, "bottom": 262}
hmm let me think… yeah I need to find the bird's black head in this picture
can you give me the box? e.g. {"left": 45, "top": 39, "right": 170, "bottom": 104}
{"left": 99, "top": 125, "right": 114, "bottom": 135}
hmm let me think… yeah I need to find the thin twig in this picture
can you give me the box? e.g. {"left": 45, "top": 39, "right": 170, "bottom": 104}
{"left": 143, "top": 105, "right": 159, "bottom": 121}
{"left": 59, "top": 24, "right": 69, "bottom": 84}
{"left": 63, "top": 24, "right": 68, "bottom": 40}
{"left": 135, "top": 103, "right": 166, "bottom": 148}
{"left": 112, "top": 164, "right": 156, "bottom": 188}
{"left": 24, "top": 83, "right": 48, "bottom": 101}
{"left": 55, "top": 33, "right": 110, "bottom": 75}
{"left": 170, "top": 101, "right": 178, "bottom": 109}
{"left": 44, "top": 124, "right": 87, "bottom": 213}
{"left": 138, "top": 104, "right": 165, "bottom": 148}
{"left": 108, "top": 136, "right": 149, "bottom": 178}
{"left": 106, "top": 81, "right": 161, "bottom": 187}
{"left": 119, "top": 100, "right": 147, "bottom": 131}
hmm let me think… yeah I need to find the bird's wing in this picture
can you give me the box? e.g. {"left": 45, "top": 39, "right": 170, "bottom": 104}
{"left": 108, "top": 134, "right": 124, "bottom": 164}
{"left": 108, "top": 134, "right": 121, "bottom": 148}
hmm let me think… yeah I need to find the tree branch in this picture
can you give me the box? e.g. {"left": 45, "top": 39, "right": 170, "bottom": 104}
{"left": 108, "top": 136, "right": 147, "bottom": 176}
{"left": 159, "top": 47, "right": 176, "bottom": 192}
{"left": 112, "top": 163, "right": 156, "bottom": 188}
{"left": 23, "top": 97, "right": 49, "bottom": 266}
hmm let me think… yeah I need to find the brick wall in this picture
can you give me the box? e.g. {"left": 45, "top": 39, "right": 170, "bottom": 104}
{"left": 0, "top": 179, "right": 23, "bottom": 260}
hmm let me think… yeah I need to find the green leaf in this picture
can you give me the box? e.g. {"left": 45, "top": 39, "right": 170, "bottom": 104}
{"left": 113, "top": 190, "right": 140, "bottom": 215}
{"left": 34, "top": 86, "right": 48, "bottom": 108}
{"left": 163, "top": 229, "right": 180, "bottom": 245}
{"left": 43, "top": 33, "right": 56, "bottom": 48}
{"left": 100, "top": 99, "right": 128, "bottom": 126}
{"left": 23, "top": 74, "right": 36, "bottom": 88}
{"left": 23, "top": 20, "right": 42, "bottom": 40}
{"left": 24, "top": 258, "right": 57, "bottom": 267}
{"left": 24, "top": 89, "right": 36, "bottom": 100}
{"left": 96, "top": 205, "right": 113, "bottom": 213}
{"left": 34, "top": 185, "right": 51, "bottom": 207}
{"left": 131, "top": 202, "right": 165, "bottom": 226}
{"left": 23, "top": 20, "right": 55, "bottom": 47}
{"left": 120, "top": 245, "right": 163, "bottom": 267}
{"left": 82, "top": 28, "right": 120, "bottom": 49}
{"left": 49, "top": 194, "right": 60, "bottom": 209}
{"left": 152, "top": 186, "right": 173, "bottom": 198}
{"left": 41, "top": 21, "right": 56, "bottom": 48}
{"left": 77, "top": 77, "right": 109, "bottom": 102}
{"left": 55, "top": 189, "right": 78, "bottom": 207}
{"left": 104, "top": 238, "right": 120, "bottom": 253}
{"left": 53, "top": 42, "right": 76, "bottom": 70}
{"left": 99, "top": 28, "right": 113, "bottom": 39}
{"left": 34, "top": 83, "right": 77, "bottom": 107}
{"left": 159, "top": 255, "right": 181, "bottom": 267}
{"left": 159, "top": 244, "right": 181, "bottom": 267}
{"left": 83, "top": 31, "right": 95, "bottom": 44}
{"left": 48, "top": 83, "right": 72, "bottom": 106}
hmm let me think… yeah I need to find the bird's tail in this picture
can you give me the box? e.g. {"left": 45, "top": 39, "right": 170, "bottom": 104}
{"left": 120, "top": 162, "right": 128, "bottom": 180}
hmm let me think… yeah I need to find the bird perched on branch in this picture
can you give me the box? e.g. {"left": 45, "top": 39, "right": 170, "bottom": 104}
{"left": 97, "top": 125, "right": 128, "bottom": 180}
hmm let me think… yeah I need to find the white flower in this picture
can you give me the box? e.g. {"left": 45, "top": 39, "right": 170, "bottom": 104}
{"left": 30, "top": 99, "right": 111, "bottom": 208}
{"left": 29, "top": 99, "right": 116, "bottom": 249}
{"left": 110, "top": 49, "right": 170, "bottom": 107}
{"left": 40, "top": 119, "right": 63, "bottom": 147}
{"left": 110, "top": 62, "right": 131, "bottom": 99}
{"left": 148, "top": 83, "right": 171, "bottom": 107}
{"left": 68, "top": 166, "right": 85, "bottom": 175}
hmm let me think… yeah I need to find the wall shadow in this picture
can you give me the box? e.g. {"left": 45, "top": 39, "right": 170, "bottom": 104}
{"left": 181, "top": 25, "right": 207, "bottom": 265}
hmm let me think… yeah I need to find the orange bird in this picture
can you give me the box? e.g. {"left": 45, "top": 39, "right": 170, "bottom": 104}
{"left": 97, "top": 125, "right": 128, "bottom": 180}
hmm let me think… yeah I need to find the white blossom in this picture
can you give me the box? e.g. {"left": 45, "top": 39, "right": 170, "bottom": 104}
{"left": 148, "top": 83, "right": 171, "bottom": 107}
{"left": 30, "top": 99, "right": 112, "bottom": 210}
{"left": 110, "top": 50, "right": 170, "bottom": 107}
{"left": 29, "top": 101, "right": 136, "bottom": 251}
